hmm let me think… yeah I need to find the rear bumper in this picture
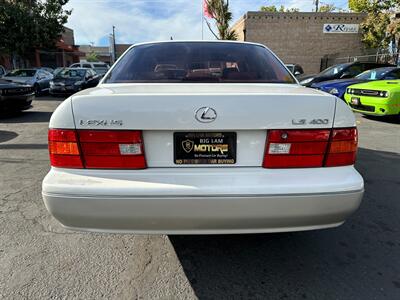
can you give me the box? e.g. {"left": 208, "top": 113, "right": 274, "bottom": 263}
{"left": 42, "top": 167, "right": 364, "bottom": 234}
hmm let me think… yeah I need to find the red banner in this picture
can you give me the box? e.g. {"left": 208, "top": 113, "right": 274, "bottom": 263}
{"left": 203, "top": 0, "right": 213, "bottom": 18}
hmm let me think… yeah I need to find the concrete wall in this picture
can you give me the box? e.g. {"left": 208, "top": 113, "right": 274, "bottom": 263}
{"left": 232, "top": 12, "right": 368, "bottom": 74}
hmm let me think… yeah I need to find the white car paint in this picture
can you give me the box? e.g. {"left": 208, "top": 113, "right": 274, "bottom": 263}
{"left": 42, "top": 41, "right": 364, "bottom": 234}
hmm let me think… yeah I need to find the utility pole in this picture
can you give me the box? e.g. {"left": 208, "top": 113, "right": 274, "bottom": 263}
{"left": 112, "top": 25, "right": 117, "bottom": 62}
{"left": 314, "top": 0, "right": 319, "bottom": 12}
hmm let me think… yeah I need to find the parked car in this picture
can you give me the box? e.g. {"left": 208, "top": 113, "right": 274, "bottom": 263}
{"left": 70, "top": 61, "right": 110, "bottom": 76}
{"left": 299, "top": 62, "right": 395, "bottom": 87}
{"left": 49, "top": 68, "right": 100, "bottom": 95}
{"left": 39, "top": 67, "right": 54, "bottom": 74}
{"left": 3, "top": 69, "right": 53, "bottom": 95}
{"left": 42, "top": 41, "right": 363, "bottom": 234}
{"left": 344, "top": 80, "right": 400, "bottom": 119}
{"left": 311, "top": 67, "right": 400, "bottom": 99}
{"left": 0, "top": 65, "right": 6, "bottom": 78}
{"left": 285, "top": 64, "right": 304, "bottom": 76}
{"left": 53, "top": 67, "right": 64, "bottom": 76}
{"left": 0, "top": 79, "right": 34, "bottom": 112}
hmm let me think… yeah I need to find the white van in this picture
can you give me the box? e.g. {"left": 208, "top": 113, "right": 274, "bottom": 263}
{"left": 70, "top": 61, "right": 110, "bottom": 75}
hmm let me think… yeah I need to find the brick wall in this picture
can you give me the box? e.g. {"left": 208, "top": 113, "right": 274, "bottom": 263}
{"left": 232, "top": 12, "right": 368, "bottom": 74}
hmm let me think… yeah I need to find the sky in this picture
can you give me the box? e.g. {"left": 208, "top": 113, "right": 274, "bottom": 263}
{"left": 65, "top": 0, "right": 349, "bottom": 47}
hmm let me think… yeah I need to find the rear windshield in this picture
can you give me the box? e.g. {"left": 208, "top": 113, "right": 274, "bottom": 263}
{"left": 55, "top": 69, "right": 86, "bottom": 79}
{"left": 104, "top": 42, "right": 295, "bottom": 84}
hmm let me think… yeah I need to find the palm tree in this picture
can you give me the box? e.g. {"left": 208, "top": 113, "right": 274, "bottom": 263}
{"left": 205, "top": 0, "right": 237, "bottom": 40}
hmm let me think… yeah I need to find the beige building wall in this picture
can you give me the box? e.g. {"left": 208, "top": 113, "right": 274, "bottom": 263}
{"left": 232, "top": 12, "right": 368, "bottom": 74}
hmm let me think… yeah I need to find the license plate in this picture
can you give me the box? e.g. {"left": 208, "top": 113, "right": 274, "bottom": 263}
{"left": 174, "top": 132, "right": 236, "bottom": 165}
{"left": 351, "top": 97, "right": 360, "bottom": 105}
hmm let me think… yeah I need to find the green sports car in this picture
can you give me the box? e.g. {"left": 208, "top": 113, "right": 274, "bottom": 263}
{"left": 344, "top": 80, "right": 400, "bottom": 118}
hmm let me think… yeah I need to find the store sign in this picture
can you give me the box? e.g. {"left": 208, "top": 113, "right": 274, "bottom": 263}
{"left": 323, "top": 24, "right": 359, "bottom": 34}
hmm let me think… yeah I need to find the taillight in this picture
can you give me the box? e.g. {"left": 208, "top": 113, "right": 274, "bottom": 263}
{"left": 48, "top": 129, "right": 147, "bottom": 169}
{"left": 263, "top": 128, "right": 357, "bottom": 168}
{"left": 48, "top": 129, "right": 83, "bottom": 168}
{"left": 263, "top": 129, "right": 330, "bottom": 168}
{"left": 78, "top": 130, "right": 146, "bottom": 169}
{"left": 324, "top": 128, "right": 357, "bottom": 167}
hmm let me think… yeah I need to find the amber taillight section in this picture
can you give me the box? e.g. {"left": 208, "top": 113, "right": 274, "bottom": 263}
{"left": 324, "top": 128, "right": 358, "bottom": 167}
{"left": 48, "top": 129, "right": 83, "bottom": 168}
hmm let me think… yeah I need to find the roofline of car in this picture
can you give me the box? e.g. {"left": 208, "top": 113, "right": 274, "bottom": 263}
{"left": 128, "top": 40, "right": 269, "bottom": 50}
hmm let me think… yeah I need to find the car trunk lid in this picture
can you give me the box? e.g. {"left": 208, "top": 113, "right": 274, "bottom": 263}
{"left": 71, "top": 83, "right": 336, "bottom": 167}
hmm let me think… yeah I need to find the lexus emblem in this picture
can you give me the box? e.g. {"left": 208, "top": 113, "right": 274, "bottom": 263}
{"left": 195, "top": 107, "right": 217, "bottom": 123}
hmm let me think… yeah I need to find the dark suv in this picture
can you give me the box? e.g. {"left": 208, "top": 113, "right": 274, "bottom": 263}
{"left": 299, "top": 62, "right": 395, "bottom": 87}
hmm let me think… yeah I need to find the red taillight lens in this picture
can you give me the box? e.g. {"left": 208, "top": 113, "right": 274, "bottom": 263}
{"left": 263, "top": 128, "right": 357, "bottom": 168}
{"left": 48, "top": 129, "right": 147, "bottom": 169}
{"left": 263, "top": 129, "right": 330, "bottom": 168}
{"left": 78, "top": 130, "right": 146, "bottom": 169}
{"left": 48, "top": 129, "right": 83, "bottom": 168}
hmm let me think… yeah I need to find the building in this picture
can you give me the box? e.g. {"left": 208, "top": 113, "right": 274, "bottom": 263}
{"left": 0, "top": 26, "right": 82, "bottom": 69}
{"left": 79, "top": 44, "right": 131, "bottom": 65}
{"left": 35, "top": 27, "right": 83, "bottom": 68}
{"left": 232, "top": 12, "right": 368, "bottom": 74}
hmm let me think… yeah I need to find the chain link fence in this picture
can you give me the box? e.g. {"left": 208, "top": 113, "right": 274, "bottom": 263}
{"left": 321, "top": 50, "right": 399, "bottom": 71}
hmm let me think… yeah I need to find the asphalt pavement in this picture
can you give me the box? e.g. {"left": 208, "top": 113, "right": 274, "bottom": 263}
{"left": 0, "top": 96, "right": 399, "bottom": 299}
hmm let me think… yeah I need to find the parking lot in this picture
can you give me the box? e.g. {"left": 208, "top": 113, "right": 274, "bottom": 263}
{"left": 0, "top": 95, "right": 399, "bottom": 299}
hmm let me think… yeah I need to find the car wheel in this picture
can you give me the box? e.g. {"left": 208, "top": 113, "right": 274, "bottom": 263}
{"left": 34, "top": 84, "right": 41, "bottom": 96}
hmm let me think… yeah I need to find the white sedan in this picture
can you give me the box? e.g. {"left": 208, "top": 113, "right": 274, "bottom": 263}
{"left": 42, "top": 41, "right": 364, "bottom": 234}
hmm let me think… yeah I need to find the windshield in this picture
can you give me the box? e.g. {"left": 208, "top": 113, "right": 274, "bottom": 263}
{"left": 6, "top": 69, "right": 36, "bottom": 77}
{"left": 319, "top": 63, "right": 351, "bottom": 77}
{"left": 104, "top": 42, "right": 295, "bottom": 84}
{"left": 356, "top": 68, "right": 394, "bottom": 80}
{"left": 55, "top": 69, "right": 86, "bottom": 79}
{"left": 94, "top": 67, "right": 108, "bottom": 74}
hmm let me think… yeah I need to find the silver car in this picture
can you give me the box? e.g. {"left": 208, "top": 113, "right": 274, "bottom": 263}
{"left": 42, "top": 41, "right": 364, "bottom": 234}
{"left": 4, "top": 69, "right": 53, "bottom": 95}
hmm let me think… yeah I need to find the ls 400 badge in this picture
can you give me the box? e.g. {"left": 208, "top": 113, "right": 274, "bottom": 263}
{"left": 292, "top": 119, "right": 329, "bottom": 125}
{"left": 79, "top": 120, "right": 124, "bottom": 126}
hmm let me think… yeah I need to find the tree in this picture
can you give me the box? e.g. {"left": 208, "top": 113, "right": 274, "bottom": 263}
{"left": 260, "top": 5, "right": 280, "bottom": 12}
{"left": 0, "top": 0, "right": 71, "bottom": 66}
{"left": 318, "top": 4, "right": 337, "bottom": 12}
{"left": 387, "top": 17, "right": 400, "bottom": 64}
{"left": 204, "top": 0, "right": 237, "bottom": 40}
{"left": 349, "top": 0, "right": 400, "bottom": 60}
{"left": 260, "top": 5, "right": 299, "bottom": 12}
{"left": 86, "top": 51, "right": 99, "bottom": 62}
